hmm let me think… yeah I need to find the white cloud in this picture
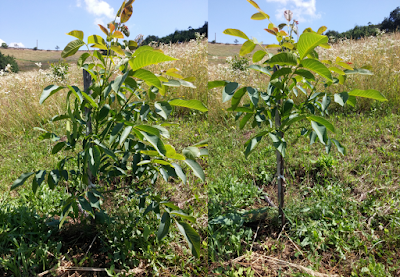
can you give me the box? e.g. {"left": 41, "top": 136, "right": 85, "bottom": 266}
{"left": 94, "top": 17, "right": 106, "bottom": 27}
{"left": 84, "top": 0, "right": 114, "bottom": 19}
{"left": 265, "top": 0, "right": 320, "bottom": 23}
{"left": 76, "top": 0, "right": 82, "bottom": 7}
{"left": 0, "top": 39, "right": 5, "bottom": 45}
{"left": 9, "top": 42, "right": 25, "bottom": 48}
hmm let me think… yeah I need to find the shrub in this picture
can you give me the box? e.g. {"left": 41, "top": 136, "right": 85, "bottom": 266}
{"left": 0, "top": 51, "right": 19, "bottom": 73}
{"left": 1, "top": 43, "right": 8, "bottom": 49}
{"left": 226, "top": 55, "right": 249, "bottom": 72}
{"left": 49, "top": 59, "right": 69, "bottom": 80}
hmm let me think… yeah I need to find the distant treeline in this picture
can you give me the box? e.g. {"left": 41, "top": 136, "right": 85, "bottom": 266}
{"left": 142, "top": 22, "right": 208, "bottom": 45}
{"left": 326, "top": 7, "right": 400, "bottom": 41}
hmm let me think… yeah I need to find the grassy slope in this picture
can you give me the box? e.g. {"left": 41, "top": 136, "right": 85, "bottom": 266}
{"left": 0, "top": 48, "right": 86, "bottom": 71}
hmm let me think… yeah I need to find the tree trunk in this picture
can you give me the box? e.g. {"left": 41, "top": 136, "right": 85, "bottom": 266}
{"left": 273, "top": 65, "right": 285, "bottom": 227}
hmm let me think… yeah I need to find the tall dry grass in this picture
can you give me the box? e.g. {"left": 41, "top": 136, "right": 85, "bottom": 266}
{"left": 319, "top": 32, "right": 400, "bottom": 112}
{"left": 0, "top": 38, "right": 208, "bottom": 139}
{"left": 147, "top": 36, "right": 208, "bottom": 105}
{"left": 208, "top": 32, "right": 400, "bottom": 121}
{"left": 0, "top": 65, "right": 83, "bottom": 139}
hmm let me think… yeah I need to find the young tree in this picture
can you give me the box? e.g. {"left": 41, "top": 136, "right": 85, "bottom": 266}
{"left": 209, "top": 0, "right": 387, "bottom": 227}
{"left": 11, "top": 0, "right": 207, "bottom": 257}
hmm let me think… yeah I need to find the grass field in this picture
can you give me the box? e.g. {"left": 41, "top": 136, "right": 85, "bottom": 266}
{"left": 208, "top": 33, "right": 400, "bottom": 276}
{"left": 0, "top": 48, "right": 85, "bottom": 71}
{"left": 1, "top": 30, "right": 400, "bottom": 276}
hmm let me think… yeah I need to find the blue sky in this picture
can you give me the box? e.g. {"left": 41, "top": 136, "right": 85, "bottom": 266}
{"left": 209, "top": 0, "right": 400, "bottom": 44}
{"left": 0, "top": 0, "right": 207, "bottom": 50}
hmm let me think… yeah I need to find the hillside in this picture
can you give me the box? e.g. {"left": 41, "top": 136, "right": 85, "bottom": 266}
{"left": 0, "top": 48, "right": 85, "bottom": 72}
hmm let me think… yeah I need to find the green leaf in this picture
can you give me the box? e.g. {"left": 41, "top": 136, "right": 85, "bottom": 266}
{"left": 184, "top": 159, "right": 205, "bottom": 182}
{"left": 141, "top": 131, "right": 166, "bottom": 156}
{"left": 94, "top": 140, "right": 117, "bottom": 160}
{"left": 300, "top": 59, "right": 332, "bottom": 82}
{"left": 179, "top": 79, "right": 196, "bottom": 88}
{"left": 52, "top": 142, "right": 66, "bottom": 154}
{"left": 183, "top": 146, "right": 200, "bottom": 160}
{"left": 253, "top": 50, "right": 266, "bottom": 62}
{"left": 78, "top": 196, "right": 92, "bottom": 213}
{"left": 268, "top": 52, "right": 297, "bottom": 66}
{"left": 280, "top": 114, "right": 306, "bottom": 129}
{"left": 244, "top": 131, "right": 268, "bottom": 158}
{"left": 240, "top": 40, "right": 256, "bottom": 56}
{"left": 321, "top": 95, "right": 331, "bottom": 112}
{"left": 248, "top": 65, "right": 271, "bottom": 75}
{"left": 282, "top": 99, "right": 294, "bottom": 117}
{"left": 131, "top": 69, "right": 162, "bottom": 89}
{"left": 347, "top": 95, "right": 356, "bottom": 107}
{"left": 334, "top": 92, "right": 349, "bottom": 106}
{"left": 348, "top": 89, "right": 387, "bottom": 102}
{"left": 11, "top": 172, "right": 34, "bottom": 190}
{"left": 97, "top": 104, "right": 110, "bottom": 121}
{"left": 269, "top": 132, "right": 286, "bottom": 157}
{"left": 134, "top": 125, "right": 160, "bottom": 136}
{"left": 172, "top": 163, "right": 186, "bottom": 183}
{"left": 155, "top": 101, "right": 172, "bottom": 119}
{"left": 40, "top": 85, "right": 65, "bottom": 104}
{"left": 168, "top": 99, "right": 208, "bottom": 112}
{"left": 67, "top": 30, "right": 84, "bottom": 40}
{"left": 51, "top": 114, "right": 70, "bottom": 122}
{"left": 92, "top": 50, "right": 105, "bottom": 66}
{"left": 90, "top": 43, "right": 108, "bottom": 50}
{"left": 310, "top": 121, "right": 328, "bottom": 144}
{"left": 112, "top": 70, "right": 129, "bottom": 93}
{"left": 110, "top": 45, "right": 125, "bottom": 56}
{"left": 67, "top": 85, "right": 83, "bottom": 104}
{"left": 307, "top": 115, "right": 335, "bottom": 133}
{"left": 222, "top": 82, "right": 239, "bottom": 103}
{"left": 247, "top": 87, "right": 258, "bottom": 107}
{"left": 175, "top": 220, "right": 200, "bottom": 258}
{"left": 297, "top": 32, "right": 328, "bottom": 60}
{"left": 270, "top": 67, "right": 292, "bottom": 80}
{"left": 208, "top": 80, "right": 227, "bottom": 90}
{"left": 81, "top": 91, "right": 98, "bottom": 108}
{"left": 239, "top": 113, "right": 253, "bottom": 129}
{"left": 157, "top": 212, "right": 171, "bottom": 241}
{"left": 88, "top": 35, "right": 106, "bottom": 46}
{"left": 48, "top": 170, "right": 60, "bottom": 189}
{"left": 331, "top": 138, "right": 346, "bottom": 155}
{"left": 231, "top": 87, "right": 247, "bottom": 110}
{"left": 329, "top": 66, "right": 346, "bottom": 75}
{"left": 87, "top": 191, "right": 101, "bottom": 209}
{"left": 344, "top": 68, "right": 373, "bottom": 75}
{"left": 120, "top": 126, "right": 132, "bottom": 147}
{"left": 129, "top": 50, "right": 177, "bottom": 71}
{"left": 109, "top": 122, "right": 124, "bottom": 144}
{"left": 89, "top": 146, "right": 101, "bottom": 176}
{"left": 62, "top": 39, "right": 85, "bottom": 58}
{"left": 170, "top": 210, "right": 196, "bottom": 223}
{"left": 251, "top": 12, "right": 268, "bottom": 20}
{"left": 294, "top": 69, "right": 315, "bottom": 81}
{"left": 223, "top": 29, "right": 249, "bottom": 40}
{"left": 317, "top": 26, "right": 327, "bottom": 34}
{"left": 77, "top": 52, "right": 90, "bottom": 67}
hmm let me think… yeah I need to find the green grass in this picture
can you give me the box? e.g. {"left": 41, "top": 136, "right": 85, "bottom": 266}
{"left": 0, "top": 115, "right": 209, "bottom": 276}
{"left": 208, "top": 111, "right": 400, "bottom": 276}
